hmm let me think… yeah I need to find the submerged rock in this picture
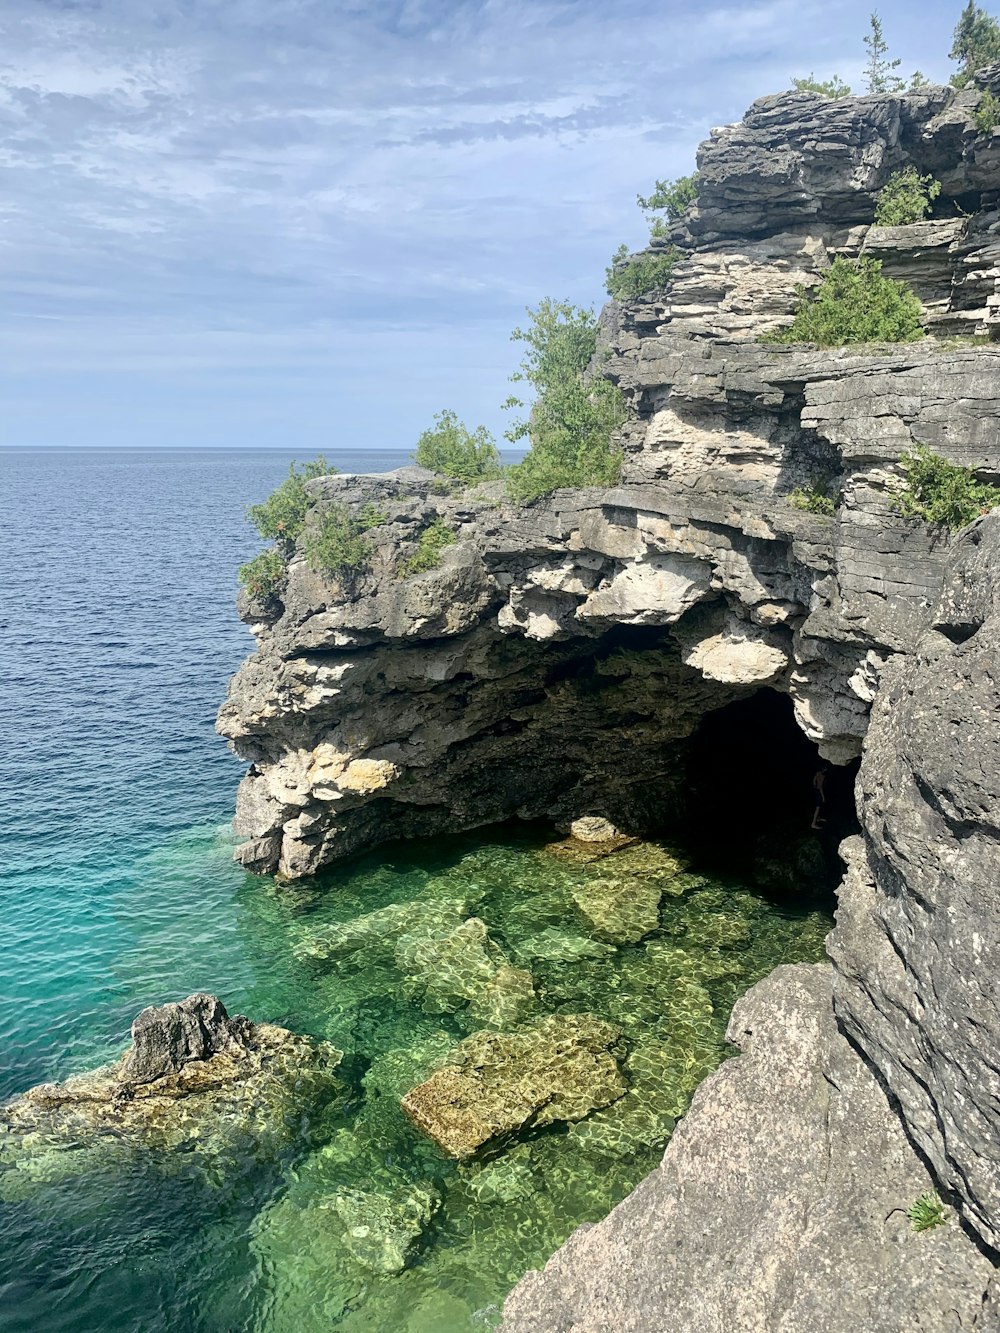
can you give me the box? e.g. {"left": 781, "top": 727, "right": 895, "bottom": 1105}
{"left": 0, "top": 994, "right": 343, "bottom": 1165}
{"left": 395, "top": 916, "right": 536, "bottom": 1026}
{"left": 571, "top": 876, "right": 663, "bottom": 944}
{"left": 400, "top": 1015, "right": 628, "bottom": 1158}
{"left": 333, "top": 1183, "right": 439, "bottom": 1274}
{"left": 295, "top": 898, "right": 469, "bottom": 964}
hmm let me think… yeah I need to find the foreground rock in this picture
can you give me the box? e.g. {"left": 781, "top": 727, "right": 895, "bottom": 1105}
{"left": 0, "top": 994, "right": 343, "bottom": 1162}
{"left": 500, "top": 966, "right": 994, "bottom": 1333}
{"left": 400, "top": 1015, "right": 628, "bottom": 1158}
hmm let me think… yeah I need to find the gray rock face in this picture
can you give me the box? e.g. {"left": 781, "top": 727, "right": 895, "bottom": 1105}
{"left": 120, "top": 992, "right": 253, "bottom": 1083}
{"left": 499, "top": 966, "right": 994, "bottom": 1333}
{"left": 830, "top": 512, "right": 1000, "bottom": 1255}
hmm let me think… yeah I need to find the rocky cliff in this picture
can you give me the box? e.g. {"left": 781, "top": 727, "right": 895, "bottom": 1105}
{"left": 218, "top": 73, "right": 1000, "bottom": 1327}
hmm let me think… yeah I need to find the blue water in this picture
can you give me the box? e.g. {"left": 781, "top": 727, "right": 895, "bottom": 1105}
{"left": 0, "top": 448, "right": 831, "bottom": 1333}
{"left": 1, "top": 447, "right": 412, "bottom": 1098}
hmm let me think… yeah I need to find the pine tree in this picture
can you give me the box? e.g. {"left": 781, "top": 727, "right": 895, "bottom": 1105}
{"left": 864, "top": 12, "right": 904, "bottom": 93}
{"left": 950, "top": 2, "right": 1000, "bottom": 87}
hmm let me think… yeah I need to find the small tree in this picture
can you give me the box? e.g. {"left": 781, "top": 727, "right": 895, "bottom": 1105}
{"left": 792, "top": 73, "right": 853, "bottom": 97}
{"left": 238, "top": 549, "right": 286, "bottom": 601}
{"left": 951, "top": 2, "right": 1000, "bottom": 87}
{"left": 874, "top": 168, "right": 942, "bottom": 225}
{"left": 504, "top": 300, "right": 626, "bottom": 504}
{"left": 896, "top": 445, "right": 1000, "bottom": 528}
{"left": 413, "top": 410, "right": 502, "bottom": 484}
{"left": 976, "top": 87, "right": 1000, "bottom": 131}
{"left": 764, "top": 257, "right": 924, "bottom": 347}
{"left": 637, "top": 174, "right": 699, "bottom": 233}
{"left": 605, "top": 245, "right": 683, "bottom": 299}
{"left": 864, "top": 12, "right": 905, "bottom": 93}
{"left": 304, "top": 502, "right": 386, "bottom": 578}
{"left": 247, "top": 456, "right": 335, "bottom": 547}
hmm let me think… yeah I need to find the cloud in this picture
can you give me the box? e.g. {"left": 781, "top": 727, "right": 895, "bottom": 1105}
{"left": 0, "top": 0, "right": 962, "bottom": 448}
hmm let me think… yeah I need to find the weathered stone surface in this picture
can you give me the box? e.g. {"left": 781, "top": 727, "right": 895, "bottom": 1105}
{"left": 571, "top": 877, "right": 663, "bottom": 944}
{"left": 500, "top": 966, "right": 994, "bottom": 1333}
{"left": 0, "top": 996, "right": 343, "bottom": 1166}
{"left": 830, "top": 512, "right": 1000, "bottom": 1254}
{"left": 332, "top": 1183, "right": 438, "bottom": 1275}
{"left": 400, "top": 1015, "right": 627, "bottom": 1158}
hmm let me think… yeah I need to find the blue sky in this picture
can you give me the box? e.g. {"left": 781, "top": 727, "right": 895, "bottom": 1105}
{"left": 1, "top": 0, "right": 967, "bottom": 449}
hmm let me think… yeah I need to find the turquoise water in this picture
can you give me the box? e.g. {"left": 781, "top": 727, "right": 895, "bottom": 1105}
{"left": 0, "top": 448, "right": 832, "bottom": 1332}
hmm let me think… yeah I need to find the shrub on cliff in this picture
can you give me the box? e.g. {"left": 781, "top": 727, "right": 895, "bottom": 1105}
{"left": 238, "top": 549, "right": 286, "bottom": 601}
{"left": 975, "top": 87, "right": 1000, "bottom": 132}
{"left": 304, "top": 502, "right": 386, "bottom": 577}
{"left": 763, "top": 257, "right": 924, "bottom": 347}
{"left": 896, "top": 444, "right": 1000, "bottom": 528}
{"left": 951, "top": 2, "right": 1000, "bottom": 87}
{"left": 605, "top": 245, "right": 683, "bottom": 300}
{"left": 874, "top": 168, "right": 941, "bottom": 226}
{"left": 504, "top": 300, "right": 626, "bottom": 505}
{"left": 637, "top": 174, "right": 699, "bottom": 234}
{"left": 248, "top": 456, "right": 335, "bottom": 546}
{"left": 791, "top": 73, "right": 852, "bottom": 97}
{"left": 413, "top": 410, "right": 502, "bottom": 484}
{"left": 401, "top": 517, "right": 457, "bottom": 575}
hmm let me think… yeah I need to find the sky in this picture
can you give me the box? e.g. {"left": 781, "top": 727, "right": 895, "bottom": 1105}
{"left": 1, "top": 0, "right": 969, "bottom": 450}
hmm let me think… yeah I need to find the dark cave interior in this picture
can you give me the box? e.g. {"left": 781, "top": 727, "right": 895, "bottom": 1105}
{"left": 681, "top": 688, "right": 860, "bottom": 904}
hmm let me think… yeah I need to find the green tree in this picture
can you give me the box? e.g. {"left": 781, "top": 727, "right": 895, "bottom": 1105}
{"left": 764, "top": 256, "right": 924, "bottom": 347}
{"left": 401, "top": 517, "right": 457, "bottom": 575}
{"left": 975, "top": 87, "right": 1000, "bottom": 130}
{"left": 636, "top": 174, "right": 699, "bottom": 232}
{"left": 304, "top": 502, "right": 386, "bottom": 578}
{"left": 874, "top": 167, "right": 942, "bottom": 225}
{"left": 605, "top": 245, "right": 683, "bottom": 299}
{"left": 504, "top": 300, "right": 627, "bottom": 504}
{"left": 896, "top": 445, "right": 1000, "bottom": 528}
{"left": 951, "top": 2, "right": 1000, "bottom": 87}
{"left": 413, "top": 410, "right": 502, "bottom": 484}
{"left": 792, "top": 73, "right": 853, "bottom": 97}
{"left": 864, "top": 12, "right": 905, "bottom": 93}
{"left": 247, "top": 456, "right": 335, "bottom": 547}
{"left": 238, "top": 549, "right": 286, "bottom": 601}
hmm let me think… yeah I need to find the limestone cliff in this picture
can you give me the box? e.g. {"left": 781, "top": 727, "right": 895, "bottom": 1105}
{"left": 218, "top": 74, "right": 1000, "bottom": 1325}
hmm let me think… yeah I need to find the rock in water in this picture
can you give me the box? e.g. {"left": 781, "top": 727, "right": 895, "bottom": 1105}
{"left": 0, "top": 994, "right": 343, "bottom": 1167}
{"left": 571, "top": 877, "right": 663, "bottom": 944}
{"left": 333, "top": 1184, "right": 439, "bottom": 1275}
{"left": 120, "top": 992, "right": 253, "bottom": 1083}
{"left": 400, "top": 1015, "right": 627, "bottom": 1158}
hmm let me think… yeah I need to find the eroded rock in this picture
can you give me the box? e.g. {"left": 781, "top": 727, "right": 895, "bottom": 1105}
{"left": 400, "top": 1015, "right": 628, "bottom": 1158}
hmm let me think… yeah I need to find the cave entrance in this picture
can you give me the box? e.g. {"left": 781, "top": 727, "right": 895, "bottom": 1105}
{"left": 681, "top": 688, "right": 859, "bottom": 904}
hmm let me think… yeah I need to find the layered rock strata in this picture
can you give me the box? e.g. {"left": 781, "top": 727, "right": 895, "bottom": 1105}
{"left": 217, "top": 76, "right": 1000, "bottom": 1321}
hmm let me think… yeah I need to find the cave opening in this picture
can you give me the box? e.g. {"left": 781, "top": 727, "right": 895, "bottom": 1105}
{"left": 680, "top": 688, "right": 860, "bottom": 906}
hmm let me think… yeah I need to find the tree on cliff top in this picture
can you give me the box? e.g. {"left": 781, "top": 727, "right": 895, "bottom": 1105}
{"left": 504, "top": 300, "right": 626, "bottom": 504}
{"left": 864, "top": 12, "right": 905, "bottom": 93}
{"left": 413, "top": 410, "right": 502, "bottom": 484}
{"left": 247, "top": 456, "right": 335, "bottom": 547}
{"left": 951, "top": 2, "right": 1000, "bottom": 86}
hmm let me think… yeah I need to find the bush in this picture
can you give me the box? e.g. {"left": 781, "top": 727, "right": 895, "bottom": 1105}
{"left": 792, "top": 73, "right": 852, "bottom": 97}
{"left": 637, "top": 174, "right": 698, "bottom": 229}
{"left": 874, "top": 168, "right": 942, "bottom": 226}
{"left": 789, "top": 485, "right": 837, "bottom": 516}
{"left": 975, "top": 87, "right": 1000, "bottom": 132}
{"left": 896, "top": 444, "right": 1000, "bottom": 528}
{"left": 413, "top": 410, "right": 502, "bottom": 484}
{"left": 247, "top": 456, "right": 335, "bottom": 546}
{"left": 906, "top": 1192, "right": 947, "bottom": 1232}
{"left": 605, "top": 245, "right": 682, "bottom": 299}
{"left": 951, "top": 2, "right": 1000, "bottom": 87}
{"left": 304, "top": 502, "right": 386, "bottom": 577}
{"left": 401, "top": 517, "right": 457, "bottom": 575}
{"left": 763, "top": 257, "right": 924, "bottom": 347}
{"left": 238, "top": 548, "right": 286, "bottom": 601}
{"left": 504, "top": 300, "right": 626, "bottom": 505}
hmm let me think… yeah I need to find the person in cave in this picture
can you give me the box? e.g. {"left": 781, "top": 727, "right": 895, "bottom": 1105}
{"left": 811, "top": 765, "right": 829, "bottom": 830}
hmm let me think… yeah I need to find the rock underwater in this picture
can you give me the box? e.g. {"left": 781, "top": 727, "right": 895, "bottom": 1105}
{"left": 0, "top": 994, "right": 344, "bottom": 1193}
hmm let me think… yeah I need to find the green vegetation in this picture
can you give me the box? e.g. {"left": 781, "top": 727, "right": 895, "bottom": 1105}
{"left": 864, "top": 12, "right": 904, "bottom": 93}
{"left": 304, "top": 502, "right": 387, "bottom": 578}
{"left": 605, "top": 244, "right": 683, "bottom": 299}
{"left": 906, "top": 1192, "right": 948, "bottom": 1232}
{"left": 951, "top": 2, "right": 1000, "bottom": 87}
{"left": 504, "top": 300, "right": 627, "bottom": 504}
{"left": 238, "top": 548, "right": 287, "bottom": 601}
{"left": 896, "top": 444, "right": 1000, "bottom": 528}
{"left": 637, "top": 174, "right": 699, "bottom": 234}
{"left": 874, "top": 168, "right": 942, "bottom": 226}
{"left": 792, "top": 73, "right": 852, "bottom": 97}
{"left": 975, "top": 87, "right": 1000, "bottom": 132}
{"left": 247, "top": 456, "right": 334, "bottom": 546}
{"left": 788, "top": 485, "right": 837, "bottom": 516}
{"left": 764, "top": 257, "right": 924, "bottom": 347}
{"left": 401, "top": 517, "right": 457, "bottom": 576}
{"left": 413, "top": 410, "right": 502, "bottom": 484}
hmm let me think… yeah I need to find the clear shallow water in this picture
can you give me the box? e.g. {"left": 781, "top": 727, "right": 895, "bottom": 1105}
{"left": 0, "top": 448, "right": 832, "bottom": 1333}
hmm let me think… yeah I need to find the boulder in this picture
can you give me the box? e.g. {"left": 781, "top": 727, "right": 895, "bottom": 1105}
{"left": 120, "top": 992, "right": 253, "bottom": 1083}
{"left": 400, "top": 1015, "right": 628, "bottom": 1158}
